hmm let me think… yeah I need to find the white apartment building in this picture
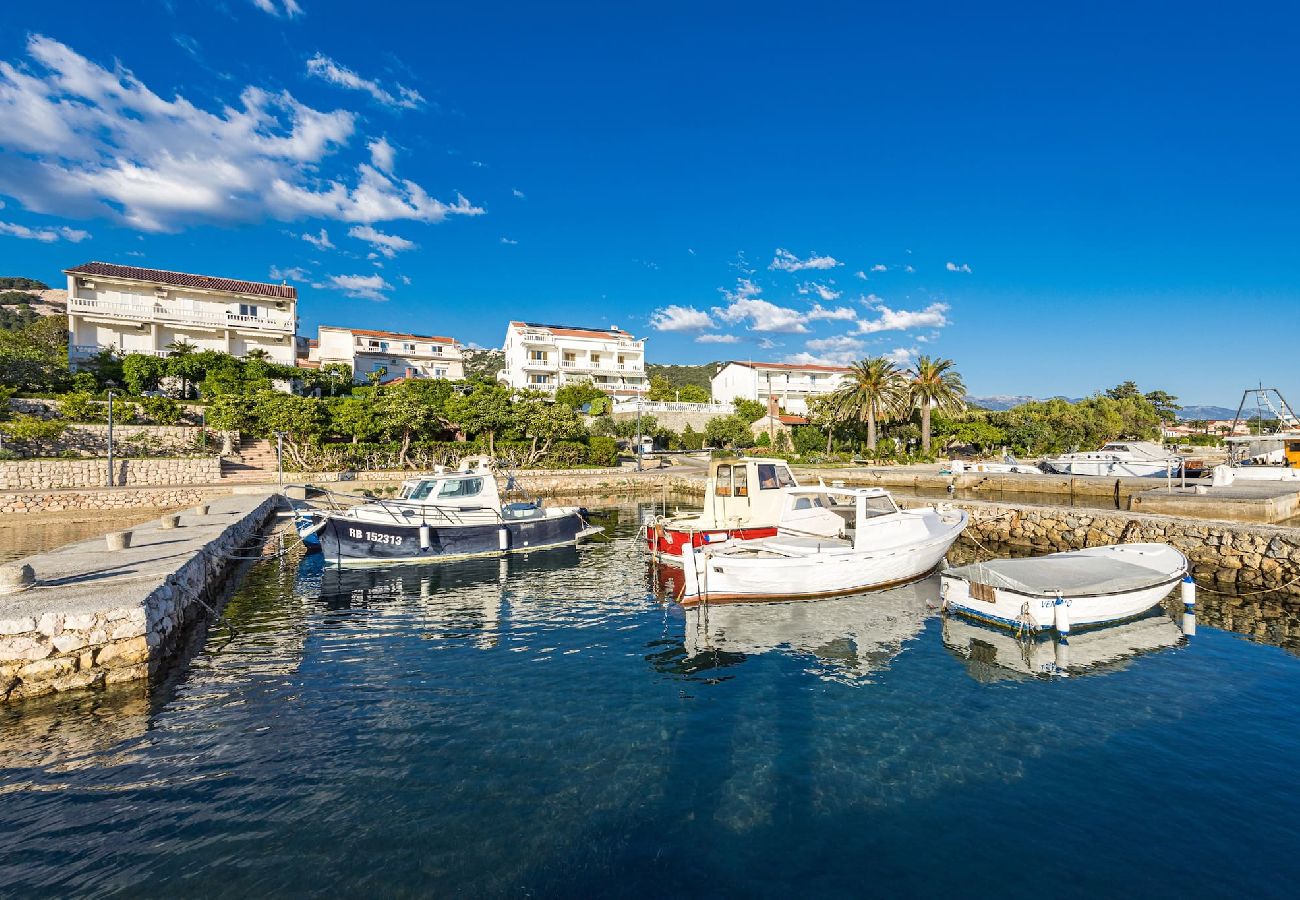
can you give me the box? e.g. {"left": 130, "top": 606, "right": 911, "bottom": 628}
{"left": 65, "top": 262, "right": 297, "bottom": 367}
{"left": 499, "top": 321, "right": 648, "bottom": 396}
{"left": 308, "top": 326, "right": 465, "bottom": 383}
{"left": 711, "top": 361, "right": 850, "bottom": 415}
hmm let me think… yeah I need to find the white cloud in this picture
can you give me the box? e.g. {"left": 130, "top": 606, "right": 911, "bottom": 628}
{"left": 269, "top": 264, "right": 309, "bottom": 281}
{"left": 784, "top": 351, "right": 849, "bottom": 367}
{"left": 500, "top": 236, "right": 518, "bottom": 245}
{"left": 325, "top": 272, "right": 391, "bottom": 301}
{"left": 305, "top": 52, "right": 422, "bottom": 110}
{"left": 0, "top": 37, "right": 479, "bottom": 233}
{"left": 855, "top": 302, "right": 950, "bottom": 334}
{"left": 946, "top": 261, "right": 972, "bottom": 273}
{"left": 806, "top": 335, "right": 865, "bottom": 353}
{"left": 884, "top": 346, "right": 919, "bottom": 365}
{"left": 368, "top": 137, "right": 395, "bottom": 173}
{"left": 348, "top": 223, "right": 415, "bottom": 258}
{"left": 854, "top": 270, "right": 866, "bottom": 280}
{"left": 250, "top": 0, "right": 303, "bottom": 17}
{"left": 904, "top": 264, "right": 916, "bottom": 273}
{"left": 714, "top": 297, "right": 808, "bottom": 333}
{"left": 0, "top": 220, "right": 89, "bottom": 242}
{"left": 757, "top": 338, "right": 779, "bottom": 350}
{"left": 799, "top": 282, "right": 842, "bottom": 302}
{"left": 302, "top": 228, "right": 333, "bottom": 249}
{"left": 696, "top": 333, "right": 739, "bottom": 344}
{"left": 400, "top": 274, "right": 411, "bottom": 285}
{"left": 871, "top": 264, "right": 888, "bottom": 272}
{"left": 649, "top": 304, "right": 714, "bottom": 331}
{"left": 807, "top": 303, "right": 857, "bottom": 322}
{"left": 511, "top": 188, "right": 526, "bottom": 199}
{"left": 769, "top": 248, "right": 842, "bottom": 272}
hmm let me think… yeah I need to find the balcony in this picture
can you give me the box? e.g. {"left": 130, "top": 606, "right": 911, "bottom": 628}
{"left": 522, "top": 359, "right": 556, "bottom": 372}
{"left": 70, "top": 296, "right": 293, "bottom": 333}
{"left": 520, "top": 331, "right": 556, "bottom": 346}
{"left": 355, "top": 340, "right": 458, "bottom": 359}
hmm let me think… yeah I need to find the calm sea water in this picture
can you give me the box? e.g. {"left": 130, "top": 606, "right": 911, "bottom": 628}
{"left": 2, "top": 500, "right": 1300, "bottom": 897}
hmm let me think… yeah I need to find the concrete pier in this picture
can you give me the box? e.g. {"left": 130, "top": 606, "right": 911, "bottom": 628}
{"left": 0, "top": 493, "right": 280, "bottom": 703}
{"left": 1130, "top": 482, "right": 1300, "bottom": 524}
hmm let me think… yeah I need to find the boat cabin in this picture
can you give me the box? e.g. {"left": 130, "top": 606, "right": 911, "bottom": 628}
{"left": 396, "top": 457, "right": 505, "bottom": 512}
{"left": 774, "top": 487, "right": 929, "bottom": 550}
{"left": 699, "top": 457, "right": 798, "bottom": 527}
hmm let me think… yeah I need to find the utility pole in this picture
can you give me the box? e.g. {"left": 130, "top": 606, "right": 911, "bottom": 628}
{"left": 635, "top": 394, "right": 643, "bottom": 471}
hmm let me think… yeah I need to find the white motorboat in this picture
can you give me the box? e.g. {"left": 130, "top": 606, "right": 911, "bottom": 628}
{"left": 678, "top": 487, "right": 967, "bottom": 605}
{"left": 948, "top": 455, "right": 1041, "bottom": 475}
{"left": 941, "top": 611, "right": 1187, "bottom": 681}
{"left": 1209, "top": 463, "right": 1300, "bottom": 485}
{"left": 1043, "top": 441, "right": 1182, "bottom": 477}
{"left": 940, "top": 543, "right": 1188, "bottom": 634}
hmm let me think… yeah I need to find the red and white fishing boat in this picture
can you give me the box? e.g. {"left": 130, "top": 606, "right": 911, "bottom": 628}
{"left": 647, "top": 457, "right": 839, "bottom": 564}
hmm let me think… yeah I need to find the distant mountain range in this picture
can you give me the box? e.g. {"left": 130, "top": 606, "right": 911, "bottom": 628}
{"left": 966, "top": 396, "right": 1269, "bottom": 421}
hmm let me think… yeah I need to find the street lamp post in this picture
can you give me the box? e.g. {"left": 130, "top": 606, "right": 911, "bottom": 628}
{"left": 105, "top": 385, "right": 116, "bottom": 487}
{"left": 273, "top": 431, "right": 287, "bottom": 485}
{"left": 635, "top": 394, "right": 643, "bottom": 472}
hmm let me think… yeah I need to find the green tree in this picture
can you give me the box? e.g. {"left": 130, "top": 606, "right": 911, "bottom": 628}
{"left": 1105, "top": 381, "right": 1141, "bottom": 401}
{"left": 908, "top": 356, "right": 966, "bottom": 453}
{"left": 373, "top": 380, "right": 455, "bottom": 466}
{"left": 1144, "top": 389, "right": 1182, "bottom": 423}
{"left": 165, "top": 339, "right": 202, "bottom": 398}
{"left": 329, "top": 392, "right": 383, "bottom": 443}
{"left": 553, "top": 381, "right": 608, "bottom": 412}
{"left": 122, "top": 353, "right": 168, "bottom": 395}
{"left": 678, "top": 384, "right": 711, "bottom": 403}
{"left": 833, "top": 356, "right": 909, "bottom": 451}
{"left": 518, "top": 398, "right": 587, "bottom": 465}
{"left": 0, "top": 277, "right": 49, "bottom": 290}
{"left": 0, "top": 316, "right": 69, "bottom": 392}
{"left": 704, "top": 414, "right": 752, "bottom": 448}
{"left": 732, "top": 398, "right": 767, "bottom": 423}
{"left": 445, "top": 381, "right": 514, "bottom": 454}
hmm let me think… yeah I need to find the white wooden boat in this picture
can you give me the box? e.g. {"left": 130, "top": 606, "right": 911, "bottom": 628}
{"left": 646, "top": 457, "right": 830, "bottom": 564}
{"left": 678, "top": 487, "right": 967, "bottom": 605}
{"left": 1043, "top": 441, "right": 1182, "bottom": 477}
{"left": 940, "top": 543, "right": 1188, "bottom": 634}
{"left": 1210, "top": 464, "right": 1300, "bottom": 485}
{"left": 941, "top": 611, "right": 1187, "bottom": 681}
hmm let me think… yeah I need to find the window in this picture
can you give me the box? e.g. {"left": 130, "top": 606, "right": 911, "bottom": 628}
{"left": 530, "top": 350, "right": 547, "bottom": 362}
{"left": 757, "top": 463, "right": 795, "bottom": 490}
{"left": 715, "top": 464, "right": 732, "bottom": 497}
{"left": 529, "top": 374, "right": 551, "bottom": 384}
{"left": 862, "top": 495, "right": 898, "bottom": 516}
{"left": 434, "top": 368, "right": 447, "bottom": 378}
{"left": 733, "top": 465, "right": 748, "bottom": 498}
{"left": 402, "top": 342, "right": 416, "bottom": 353}
{"left": 238, "top": 303, "right": 260, "bottom": 318}
{"left": 436, "top": 477, "right": 483, "bottom": 499}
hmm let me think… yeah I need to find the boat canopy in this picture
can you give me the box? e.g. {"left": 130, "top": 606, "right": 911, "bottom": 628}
{"left": 945, "top": 556, "right": 1176, "bottom": 598}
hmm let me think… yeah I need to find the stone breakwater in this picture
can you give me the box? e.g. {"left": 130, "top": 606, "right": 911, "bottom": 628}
{"left": 0, "top": 486, "right": 230, "bottom": 515}
{"left": 900, "top": 498, "right": 1300, "bottom": 596}
{"left": 0, "top": 456, "right": 221, "bottom": 491}
{"left": 0, "top": 493, "right": 279, "bottom": 703}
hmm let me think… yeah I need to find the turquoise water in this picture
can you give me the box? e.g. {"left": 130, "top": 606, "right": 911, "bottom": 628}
{"left": 2, "top": 501, "right": 1300, "bottom": 897}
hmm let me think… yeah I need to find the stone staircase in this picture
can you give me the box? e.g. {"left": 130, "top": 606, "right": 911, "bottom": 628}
{"left": 220, "top": 437, "right": 281, "bottom": 483}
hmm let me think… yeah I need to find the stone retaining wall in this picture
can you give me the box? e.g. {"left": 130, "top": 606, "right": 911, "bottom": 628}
{"left": 900, "top": 498, "right": 1300, "bottom": 596}
{"left": 0, "top": 495, "right": 279, "bottom": 703}
{"left": 0, "top": 486, "right": 230, "bottom": 515}
{"left": 0, "top": 457, "right": 222, "bottom": 490}
{"left": 4, "top": 424, "right": 209, "bottom": 459}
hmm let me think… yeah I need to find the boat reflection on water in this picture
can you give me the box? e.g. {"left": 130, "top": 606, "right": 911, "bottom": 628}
{"left": 942, "top": 608, "right": 1191, "bottom": 682}
{"left": 649, "top": 576, "right": 938, "bottom": 684}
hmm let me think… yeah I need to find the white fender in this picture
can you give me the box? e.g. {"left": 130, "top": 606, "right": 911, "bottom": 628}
{"left": 1054, "top": 593, "right": 1071, "bottom": 637}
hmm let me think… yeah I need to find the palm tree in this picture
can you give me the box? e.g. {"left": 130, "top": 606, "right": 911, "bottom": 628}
{"left": 165, "top": 338, "right": 198, "bottom": 399}
{"left": 832, "top": 356, "right": 910, "bottom": 451}
{"left": 908, "top": 355, "right": 966, "bottom": 453}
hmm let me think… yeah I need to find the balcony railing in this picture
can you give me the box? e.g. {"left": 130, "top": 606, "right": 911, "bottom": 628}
{"left": 70, "top": 296, "right": 293, "bottom": 332}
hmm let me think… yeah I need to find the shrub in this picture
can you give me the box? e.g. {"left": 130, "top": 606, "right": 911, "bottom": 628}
{"left": 57, "top": 392, "right": 100, "bottom": 422}
{"left": 140, "top": 395, "right": 184, "bottom": 425}
{"left": 586, "top": 435, "right": 619, "bottom": 467}
{"left": 0, "top": 414, "right": 67, "bottom": 447}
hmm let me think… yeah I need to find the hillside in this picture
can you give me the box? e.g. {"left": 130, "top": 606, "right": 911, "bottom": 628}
{"left": 646, "top": 362, "right": 718, "bottom": 392}
{"left": 462, "top": 347, "right": 505, "bottom": 381}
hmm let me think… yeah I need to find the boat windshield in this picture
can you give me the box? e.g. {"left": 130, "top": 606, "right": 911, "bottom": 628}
{"left": 861, "top": 495, "right": 898, "bottom": 517}
{"left": 409, "top": 476, "right": 485, "bottom": 501}
{"left": 756, "top": 463, "right": 796, "bottom": 490}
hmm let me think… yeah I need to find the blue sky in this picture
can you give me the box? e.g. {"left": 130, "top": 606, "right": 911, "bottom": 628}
{"left": 0, "top": 1, "right": 1297, "bottom": 404}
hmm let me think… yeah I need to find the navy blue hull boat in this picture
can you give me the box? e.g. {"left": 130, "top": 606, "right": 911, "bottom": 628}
{"left": 297, "top": 457, "right": 599, "bottom": 566}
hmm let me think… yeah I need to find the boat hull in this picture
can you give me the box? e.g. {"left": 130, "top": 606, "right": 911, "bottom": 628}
{"left": 317, "top": 512, "right": 585, "bottom": 565}
{"left": 679, "top": 512, "right": 967, "bottom": 605}
{"left": 646, "top": 524, "right": 779, "bottom": 565}
{"left": 940, "top": 574, "right": 1182, "bottom": 632}
{"left": 1043, "top": 459, "right": 1175, "bottom": 477}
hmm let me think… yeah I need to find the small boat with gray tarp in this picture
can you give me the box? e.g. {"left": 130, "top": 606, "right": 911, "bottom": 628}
{"left": 940, "top": 544, "right": 1188, "bottom": 635}
{"left": 297, "top": 457, "right": 602, "bottom": 566}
